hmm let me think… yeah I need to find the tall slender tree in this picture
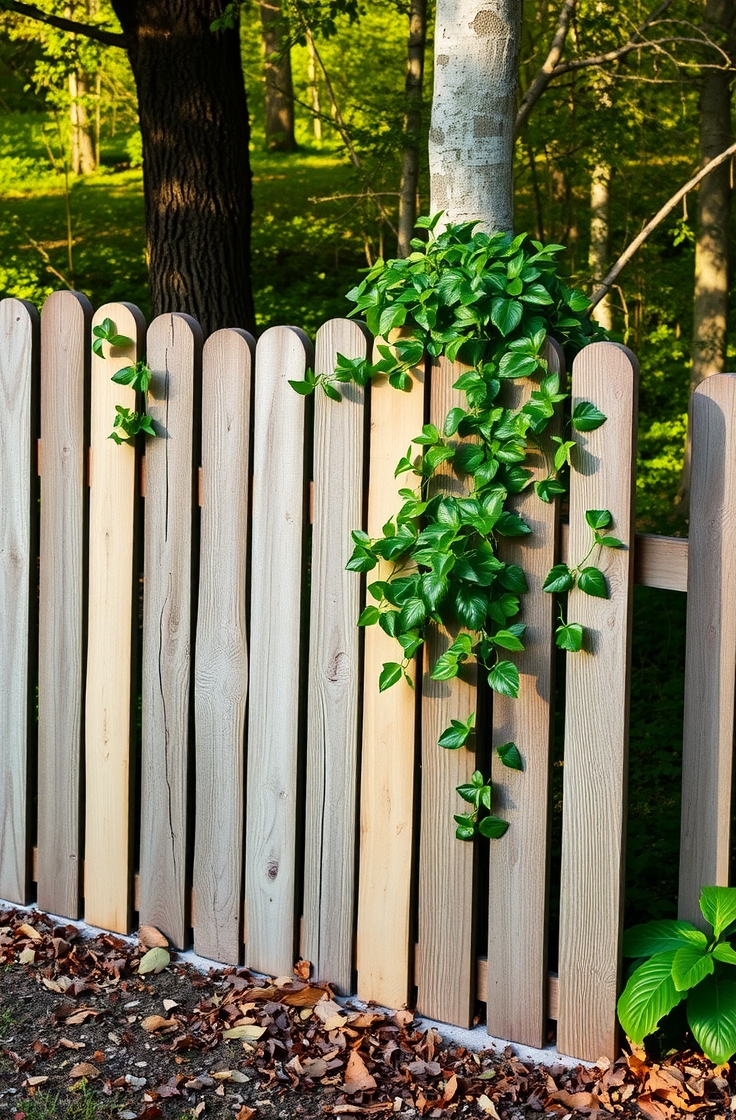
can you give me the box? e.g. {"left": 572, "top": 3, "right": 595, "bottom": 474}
{"left": 260, "top": 0, "right": 297, "bottom": 151}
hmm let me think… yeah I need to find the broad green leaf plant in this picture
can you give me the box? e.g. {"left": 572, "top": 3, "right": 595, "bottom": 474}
{"left": 93, "top": 317, "right": 157, "bottom": 444}
{"left": 618, "top": 886, "right": 736, "bottom": 1064}
{"left": 294, "top": 215, "right": 619, "bottom": 841}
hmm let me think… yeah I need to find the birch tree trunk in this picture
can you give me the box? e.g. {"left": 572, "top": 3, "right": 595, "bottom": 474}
{"left": 588, "top": 162, "right": 613, "bottom": 331}
{"left": 397, "top": 0, "right": 427, "bottom": 256}
{"left": 429, "top": 0, "right": 521, "bottom": 231}
{"left": 69, "top": 69, "right": 96, "bottom": 175}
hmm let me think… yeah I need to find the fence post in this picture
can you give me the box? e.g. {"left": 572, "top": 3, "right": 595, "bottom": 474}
{"left": 679, "top": 373, "right": 736, "bottom": 926}
{"left": 37, "top": 290, "right": 91, "bottom": 919}
{"left": 0, "top": 298, "right": 38, "bottom": 905}
{"left": 557, "top": 342, "right": 638, "bottom": 1061}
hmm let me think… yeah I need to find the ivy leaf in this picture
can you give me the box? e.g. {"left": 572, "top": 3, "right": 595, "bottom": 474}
{"left": 439, "top": 714, "right": 475, "bottom": 750}
{"left": 497, "top": 564, "right": 528, "bottom": 593}
{"left": 687, "top": 976, "right": 736, "bottom": 1065}
{"left": 487, "top": 660, "right": 519, "bottom": 698}
{"left": 617, "top": 950, "right": 684, "bottom": 1045}
{"left": 490, "top": 297, "right": 523, "bottom": 336}
{"left": 572, "top": 401, "right": 607, "bottom": 431}
{"left": 535, "top": 478, "right": 567, "bottom": 503}
{"left": 379, "top": 611, "right": 398, "bottom": 637}
{"left": 454, "top": 586, "right": 488, "bottom": 630}
{"left": 497, "top": 741, "right": 523, "bottom": 770}
{"left": 598, "top": 535, "right": 624, "bottom": 549}
{"left": 585, "top": 509, "right": 612, "bottom": 530}
{"left": 556, "top": 622, "right": 583, "bottom": 652}
{"left": 399, "top": 596, "right": 427, "bottom": 631}
{"left": 493, "top": 629, "right": 525, "bottom": 652}
{"left": 479, "top": 815, "right": 509, "bottom": 839}
{"left": 378, "top": 662, "right": 404, "bottom": 692}
{"left": 357, "top": 606, "right": 380, "bottom": 626}
{"left": 701, "top": 886, "right": 736, "bottom": 939}
{"left": 543, "top": 563, "right": 574, "bottom": 594}
{"left": 578, "top": 566, "right": 608, "bottom": 598}
{"left": 444, "top": 407, "right": 467, "bottom": 436}
{"left": 431, "top": 652, "right": 460, "bottom": 681}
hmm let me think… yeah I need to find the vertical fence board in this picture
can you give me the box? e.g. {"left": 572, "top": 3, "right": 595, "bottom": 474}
{"left": 85, "top": 302, "right": 144, "bottom": 932}
{"left": 194, "top": 328, "right": 254, "bottom": 962}
{"left": 302, "top": 320, "right": 368, "bottom": 993}
{"left": 679, "top": 373, "right": 736, "bottom": 925}
{"left": 357, "top": 343, "right": 424, "bottom": 1009}
{"left": 246, "top": 326, "right": 311, "bottom": 975}
{"left": 486, "top": 340, "right": 563, "bottom": 1047}
{"left": 417, "top": 356, "right": 478, "bottom": 1028}
{"left": 37, "top": 290, "right": 91, "bottom": 918}
{"left": 139, "top": 313, "right": 201, "bottom": 948}
{"left": 0, "top": 298, "right": 38, "bottom": 904}
{"left": 557, "top": 342, "right": 638, "bottom": 1061}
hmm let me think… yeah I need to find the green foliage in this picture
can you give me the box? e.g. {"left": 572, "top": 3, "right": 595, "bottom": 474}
{"left": 93, "top": 318, "right": 156, "bottom": 445}
{"left": 618, "top": 887, "right": 736, "bottom": 1063}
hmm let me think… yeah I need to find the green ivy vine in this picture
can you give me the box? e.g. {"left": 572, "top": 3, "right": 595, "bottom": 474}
{"left": 92, "top": 317, "right": 156, "bottom": 444}
{"left": 293, "top": 214, "right": 624, "bottom": 842}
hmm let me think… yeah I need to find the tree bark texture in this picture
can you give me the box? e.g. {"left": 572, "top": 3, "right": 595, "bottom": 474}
{"left": 397, "top": 0, "right": 427, "bottom": 256}
{"left": 588, "top": 162, "right": 613, "bottom": 332}
{"left": 260, "top": 0, "right": 296, "bottom": 152}
{"left": 691, "top": 0, "right": 735, "bottom": 392}
{"left": 429, "top": 0, "right": 521, "bottom": 232}
{"left": 69, "top": 69, "right": 96, "bottom": 175}
{"left": 112, "top": 0, "right": 255, "bottom": 335}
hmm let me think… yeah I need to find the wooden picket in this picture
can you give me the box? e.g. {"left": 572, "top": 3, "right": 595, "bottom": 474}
{"left": 84, "top": 302, "right": 144, "bottom": 933}
{"left": 302, "top": 319, "right": 369, "bottom": 992}
{"left": 678, "top": 373, "right": 736, "bottom": 926}
{"left": 0, "top": 298, "right": 37, "bottom": 905}
{"left": 486, "top": 339, "right": 563, "bottom": 1047}
{"left": 557, "top": 342, "right": 639, "bottom": 1062}
{"left": 139, "top": 313, "right": 202, "bottom": 948}
{"left": 245, "top": 326, "right": 312, "bottom": 976}
{"left": 356, "top": 343, "right": 425, "bottom": 1009}
{"left": 37, "top": 290, "right": 91, "bottom": 919}
{"left": 4, "top": 291, "right": 736, "bottom": 1066}
{"left": 193, "top": 328, "right": 254, "bottom": 962}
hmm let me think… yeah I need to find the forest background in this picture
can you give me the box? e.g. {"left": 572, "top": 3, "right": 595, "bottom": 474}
{"left": 0, "top": 0, "right": 729, "bottom": 937}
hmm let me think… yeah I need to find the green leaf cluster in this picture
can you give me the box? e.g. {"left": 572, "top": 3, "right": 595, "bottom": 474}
{"left": 618, "top": 886, "right": 736, "bottom": 1064}
{"left": 93, "top": 318, "right": 158, "bottom": 446}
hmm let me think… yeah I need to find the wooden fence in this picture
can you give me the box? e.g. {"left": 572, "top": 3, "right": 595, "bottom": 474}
{"left": 0, "top": 291, "right": 733, "bottom": 1064}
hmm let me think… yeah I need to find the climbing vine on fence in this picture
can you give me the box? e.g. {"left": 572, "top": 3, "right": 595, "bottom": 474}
{"left": 296, "top": 215, "right": 621, "bottom": 841}
{"left": 92, "top": 317, "right": 156, "bottom": 444}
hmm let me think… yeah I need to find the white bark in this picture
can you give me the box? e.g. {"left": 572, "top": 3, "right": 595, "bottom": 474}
{"left": 429, "top": 0, "right": 521, "bottom": 232}
{"left": 588, "top": 162, "right": 613, "bottom": 332}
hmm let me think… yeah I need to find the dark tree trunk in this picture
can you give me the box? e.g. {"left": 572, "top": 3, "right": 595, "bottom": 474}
{"left": 112, "top": 0, "right": 255, "bottom": 336}
{"left": 397, "top": 0, "right": 427, "bottom": 257}
{"left": 260, "top": 0, "right": 296, "bottom": 152}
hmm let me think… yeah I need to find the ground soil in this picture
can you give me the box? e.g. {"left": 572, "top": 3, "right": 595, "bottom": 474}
{"left": 0, "top": 906, "right": 733, "bottom": 1120}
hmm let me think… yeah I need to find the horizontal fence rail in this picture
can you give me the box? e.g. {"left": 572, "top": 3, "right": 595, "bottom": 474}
{"left": 0, "top": 291, "right": 730, "bottom": 1065}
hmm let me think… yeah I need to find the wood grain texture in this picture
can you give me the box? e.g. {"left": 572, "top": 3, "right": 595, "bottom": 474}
{"left": 678, "top": 374, "right": 736, "bottom": 925}
{"left": 37, "top": 290, "right": 92, "bottom": 918}
{"left": 139, "top": 313, "right": 202, "bottom": 949}
{"left": 84, "top": 302, "right": 145, "bottom": 933}
{"left": 0, "top": 298, "right": 38, "bottom": 904}
{"left": 193, "top": 328, "right": 254, "bottom": 963}
{"left": 302, "top": 320, "right": 369, "bottom": 993}
{"left": 245, "top": 326, "right": 312, "bottom": 976}
{"left": 417, "top": 356, "right": 477, "bottom": 1029}
{"left": 486, "top": 339, "right": 563, "bottom": 1047}
{"left": 557, "top": 342, "right": 638, "bottom": 1062}
{"left": 561, "top": 527, "right": 688, "bottom": 593}
{"left": 356, "top": 347, "right": 425, "bottom": 1009}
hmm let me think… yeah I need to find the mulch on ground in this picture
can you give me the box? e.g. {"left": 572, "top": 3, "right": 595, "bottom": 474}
{"left": 0, "top": 905, "right": 733, "bottom": 1120}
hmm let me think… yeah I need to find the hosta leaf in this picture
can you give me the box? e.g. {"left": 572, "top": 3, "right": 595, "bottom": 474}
{"left": 672, "top": 944, "right": 713, "bottom": 991}
{"left": 701, "top": 886, "right": 736, "bottom": 938}
{"left": 617, "top": 951, "right": 684, "bottom": 1045}
{"left": 623, "top": 919, "right": 707, "bottom": 958}
{"left": 687, "top": 976, "right": 736, "bottom": 1064}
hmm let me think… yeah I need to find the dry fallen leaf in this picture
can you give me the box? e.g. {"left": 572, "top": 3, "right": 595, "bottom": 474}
{"left": 26, "top": 1076, "right": 49, "bottom": 1087}
{"left": 235, "top": 1107, "right": 255, "bottom": 1120}
{"left": 279, "top": 984, "right": 329, "bottom": 1008}
{"left": 138, "top": 947, "right": 170, "bottom": 975}
{"left": 65, "top": 1008, "right": 101, "bottom": 1025}
{"left": 59, "top": 1038, "right": 86, "bottom": 1050}
{"left": 138, "top": 925, "right": 169, "bottom": 949}
{"left": 69, "top": 1062, "right": 100, "bottom": 1080}
{"left": 222, "top": 1024, "right": 266, "bottom": 1040}
{"left": 18, "top": 947, "right": 35, "bottom": 964}
{"left": 477, "top": 1094, "right": 501, "bottom": 1119}
{"left": 141, "top": 1015, "right": 176, "bottom": 1033}
{"left": 294, "top": 958, "right": 311, "bottom": 981}
{"left": 344, "top": 1049, "right": 377, "bottom": 1095}
{"left": 17, "top": 923, "right": 42, "bottom": 940}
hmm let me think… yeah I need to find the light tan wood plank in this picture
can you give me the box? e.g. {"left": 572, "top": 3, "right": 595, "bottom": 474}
{"left": 84, "top": 302, "right": 145, "bottom": 932}
{"left": 356, "top": 347, "right": 425, "bottom": 1009}
{"left": 0, "top": 298, "right": 38, "bottom": 904}
{"left": 557, "top": 342, "right": 638, "bottom": 1061}
{"left": 139, "top": 313, "right": 202, "bottom": 948}
{"left": 417, "top": 356, "right": 477, "bottom": 1029}
{"left": 487, "top": 340, "right": 563, "bottom": 1047}
{"left": 561, "top": 527, "right": 688, "bottom": 593}
{"left": 302, "top": 320, "right": 369, "bottom": 993}
{"left": 37, "top": 290, "right": 92, "bottom": 918}
{"left": 194, "top": 328, "right": 254, "bottom": 962}
{"left": 475, "top": 958, "right": 559, "bottom": 1022}
{"left": 245, "top": 326, "right": 312, "bottom": 975}
{"left": 678, "top": 373, "right": 736, "bottom": 925}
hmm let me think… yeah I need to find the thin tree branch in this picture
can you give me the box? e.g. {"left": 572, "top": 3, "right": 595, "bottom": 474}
{"left": 515, "top": 0, "right": 577, "bottom": 139}
{"left": 0, "top": 0, "right": 128, "bottom": 47}
{"left": 589, "top": 141, "right": 736, "bottom": 308}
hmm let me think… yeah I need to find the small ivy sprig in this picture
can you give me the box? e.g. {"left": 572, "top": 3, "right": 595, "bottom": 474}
{"left": 92, "top": 318, "right": 157, "bottom": 445}
{"left": 543, "top": 508, "right": 623, "bottom": 651}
